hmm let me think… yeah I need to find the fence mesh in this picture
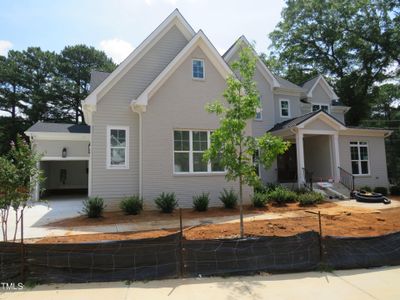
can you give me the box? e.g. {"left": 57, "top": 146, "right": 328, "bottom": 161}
{"left": 0, "top": 242, "right": 21, "bottom": 281}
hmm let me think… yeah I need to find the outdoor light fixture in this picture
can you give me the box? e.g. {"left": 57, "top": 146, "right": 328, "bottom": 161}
{"left": 62, "top": 147, "right": 67, "bottom": 158}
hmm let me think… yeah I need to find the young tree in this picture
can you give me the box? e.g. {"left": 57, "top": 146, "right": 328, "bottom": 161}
{"left": 0, "top": 136, "right": 43, "bottom": 242}
{"left": 204, "top": 46, "right": 290, "bottom": 237}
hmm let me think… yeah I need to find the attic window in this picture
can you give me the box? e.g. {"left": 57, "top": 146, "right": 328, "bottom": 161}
{"left": 192, "top": 59, "right": 204, "bottom": 79}
{"left": 312, "top": 104, "right": 330, "bottom": 113}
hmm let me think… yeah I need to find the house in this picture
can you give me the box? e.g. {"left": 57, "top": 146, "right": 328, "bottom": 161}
{"left": 25, "top": 9, "right": 392, "bottom": 208}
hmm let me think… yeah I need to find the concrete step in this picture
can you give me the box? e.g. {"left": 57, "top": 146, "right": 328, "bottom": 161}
{"left": 312, "top": 182, "right": 351, "bottom": 200}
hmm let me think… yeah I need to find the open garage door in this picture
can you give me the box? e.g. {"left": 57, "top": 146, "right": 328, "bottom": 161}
{"left": 40, "top": 160, "right": 89, "bottom": 199}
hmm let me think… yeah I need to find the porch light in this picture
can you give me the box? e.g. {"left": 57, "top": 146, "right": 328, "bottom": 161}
{"left": 62, "top": 147, "right": 67, "bottom": 158}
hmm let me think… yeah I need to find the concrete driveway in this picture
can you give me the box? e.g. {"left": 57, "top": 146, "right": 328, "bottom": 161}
{"left": 1, "top": 266, "right": 399, "bottom": 300}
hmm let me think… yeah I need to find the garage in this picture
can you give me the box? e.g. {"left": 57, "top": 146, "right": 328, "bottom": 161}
{"left": 25, "top": 122, "right": 91, "bottom": 201}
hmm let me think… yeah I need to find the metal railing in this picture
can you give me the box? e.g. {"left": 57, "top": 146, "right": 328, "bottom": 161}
{"left": 338, "top": 167, "right": 355, "bottom": 191}
{"left": 302, "top": 167, "right": 313, "bottom": 191}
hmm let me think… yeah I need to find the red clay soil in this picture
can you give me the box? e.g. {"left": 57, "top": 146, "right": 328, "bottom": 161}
{"left": 37, "top": 200, "right": 400, "bottom": 244}
{"left": 45, "top": 201, "right": 336, "bottom": 228}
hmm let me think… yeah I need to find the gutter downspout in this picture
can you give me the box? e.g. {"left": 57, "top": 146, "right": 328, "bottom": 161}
{"left": 138, "top": 112, "right": 143, "bottom": 198}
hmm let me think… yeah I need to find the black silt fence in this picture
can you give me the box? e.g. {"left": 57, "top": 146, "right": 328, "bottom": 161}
{"left": 183, "top": 231, "right": 320, "bottom": 277}
{"left": 324, "top": 231, "right": 400, "bottom": 269}
{"left": 25, "top": 233, "right": 181, "bottom": 283}
{"left": 0, "top": 242, "right": 22, "bottom": 281}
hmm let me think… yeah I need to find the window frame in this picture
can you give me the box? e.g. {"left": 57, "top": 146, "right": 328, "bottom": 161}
{"left": 255, "top": 97, "right": 263, "bottom": 121}
{"left": 311, "top": 103, "right": 330, "bottom": 113}
{"left": 192, "top": 59, "right": 205, "bottom": 80}
{"left": 173, "top": 129, "right": 225, "bottom": 175}
{"left": 350, "top": 141, "right": 370, "bottom": 176}
{"left": 279, "top": 99, "right": 290, "bottom": 118}
{"left": 106, "top": 125, "right": 129, "bottom": 170}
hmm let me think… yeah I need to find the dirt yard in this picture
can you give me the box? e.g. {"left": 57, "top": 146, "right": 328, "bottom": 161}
{"left": 37, "top": 198, "right": 400, "bottom": 243}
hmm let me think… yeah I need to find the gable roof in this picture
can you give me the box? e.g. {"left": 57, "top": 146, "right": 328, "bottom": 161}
{"left": 223, "top": 35, "right": 280, "bottom": 89}
{"left": 302, "top": 74, "right": 338, "bottom": 99}
{"left": 26, "top": 122, "right": 90, "bottom": 134}
{"left": 131, "top": 30, "right": 233, "bottom": 111}
{"left": 89, "top": 71, "right": 110, "bottom": 92}
{"left": 274, "top": 75, "right": 305, "bottom": 93}
{"left": 268, "top": 110, "right": 346, "bottom": 132}
{"left": 83, "top": 9, "right": 195, "bottom": 107}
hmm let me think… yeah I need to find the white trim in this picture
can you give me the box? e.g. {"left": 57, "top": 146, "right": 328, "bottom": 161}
{"left": 298, "top": 111, "right": 346, "bottom": 130}
{"left": 300, "top": 129, "right": 337, "bottom": 135}
{"left": 83, "top": 9, "right": 195, "bottom": 107}
{"left": 350, "top": 141, "right": 370, "bottom": 176}
{"left": 223, "top": 35, "right": 280, "bottom": 89}
{"left": 307, "top": 75, "right": 338, "bottom": 100}
{"left": 255, "top": 97, "right": 263, "bottom": 120}
{"left": 132, "top": 30, "right": 233, "bottom": 110}
{"left": 311, "top": 102, "right": 330, "bottom": 113}
{"left": 138, "top": 112, "right": 143, "bottom": 198}
{"left": 296, "top": 130, "right": 305, "bottom": 187}
{"left": 25, "top": 132, "right": 90, "bottom": 141}
{"left": 340, "top": 128, "right": 392, "bottom": 137}
{"left": 279, "top": 99, "right": 291, "bottom": 118}
{"left": 88, "top": 127, "right": 92, "bottom": 197}
{"left": 106, "top": 126, "right": 130, "bottom": 169}
{"left": 332, "top": 133, "right": 340, "bottom": 182}
{"left": 192, "top": 58, "right": 205, "bottom": 80}
{"left": 40, "top": 156, "right": 89, "bottom": 161}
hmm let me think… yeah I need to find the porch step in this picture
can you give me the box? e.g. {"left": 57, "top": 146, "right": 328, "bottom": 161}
{"left": 312, "top": 182, "right": 351, "bottom": 200}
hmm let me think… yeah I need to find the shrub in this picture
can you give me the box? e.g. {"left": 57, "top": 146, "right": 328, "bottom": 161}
{"left": 219, "top": 188, "right": 238, "bottom": 209}
{"left": 193, "top": 192, "right": 210, "bottom": 212}
{"left": 359, "top": 185, "right": 372, "bottom": 192}
{"left": 82, "top": 197, "right": 105, "bottom": 218}
{"left": 373, "top": 186, "right": 388, "bottom": 196}
{"left": 390, "top": 185, "right": 400, "bottom": 196}
{"left": 255, "top": 183, "right": 280, "bottom": 194}
{"left": 120, "top": 195, "right": 143, "bottom": 215}
{"left": 267, "top": 187, "right": 297, "bottom": 205}
{"left": 298, "top": 192, "right": 325, "bottom": 206}
{"left": 294, "top": 187, "right": 308, "bottom": 195}
{"left": 155, "top": 192, "right": 178, "bottom": 213}
{"left": 251, "top": 192, "right": 269, "bottom": 208}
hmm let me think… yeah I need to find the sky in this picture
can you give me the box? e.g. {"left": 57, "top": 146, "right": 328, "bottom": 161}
{"left": 0, "top": 0, "right": 286, "bottom": 64}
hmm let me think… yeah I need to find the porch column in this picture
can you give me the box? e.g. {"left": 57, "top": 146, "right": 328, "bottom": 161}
{"left": 296, "top": 130, "right": 305, "bottom": 187}
{"left": 332, "top": 133, "right": 340, "bottom": 182}
{"left": 34, "top": 160, "right": 40, "bottom": 202}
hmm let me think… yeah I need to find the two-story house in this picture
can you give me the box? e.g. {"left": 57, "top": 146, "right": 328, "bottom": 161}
{"left": 25, "top": 10, "right": 391, "bottom": 208}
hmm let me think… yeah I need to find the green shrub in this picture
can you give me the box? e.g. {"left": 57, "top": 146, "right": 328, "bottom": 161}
{"left": 255, "top": 183, "right": 280, "bottom": 194}
{"left": 294, "top": 187, "right": 308, "bottom": 195}
{"left": 373, "top": 186, "right": 388, "bottom": 196}
{"left": 219, "top": 188, "right": 238, "bottom": 209}
{"left": 267, "top": 187, "right": 297, "bottom": 205}
{"left": 359, "top": 185, "right": 372, "bottom": 192}
{"left": 120, "top": 195, "right": 143, "bottom": 215}
{"left": 82, "top": 197, "right": 105, "bottom": 218}
{"left": 298, "top": 192, "right": 325, "bottom": 206}
{"left": 390, "top": 185, "right": 400, "bottom": 195}
{"left": 193, "top": 192, "right": 210, "bottom": 212}
{"left": 154, "top": 192, "right": 178, "bottom": 213}
{"left": 251, "top": 192, "right": 269, "bottom": 207}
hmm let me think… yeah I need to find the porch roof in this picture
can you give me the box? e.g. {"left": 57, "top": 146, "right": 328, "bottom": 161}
{"left": 268, "top": 110, "right": 345, "bottom": 132}
{"left": 26, "top": 122, "right": 91, "bottom": 134}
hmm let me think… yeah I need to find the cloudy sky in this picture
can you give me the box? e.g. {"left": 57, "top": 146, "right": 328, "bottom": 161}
{"left": 0, "top": 0, "right": 285, "bottom": 64}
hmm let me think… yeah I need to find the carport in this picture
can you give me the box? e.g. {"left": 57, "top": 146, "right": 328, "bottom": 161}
{"left": 25, "top": 122, "right": 91, "bottom": 201}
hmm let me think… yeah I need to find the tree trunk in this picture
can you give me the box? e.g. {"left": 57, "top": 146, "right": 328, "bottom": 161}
{"left": 239, "top": 175, "right": 244, "bottom": 238}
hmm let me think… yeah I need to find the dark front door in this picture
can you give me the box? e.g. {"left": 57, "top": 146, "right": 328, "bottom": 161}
{"left": 277, "top": 144, "right": 297, "bottom": 182}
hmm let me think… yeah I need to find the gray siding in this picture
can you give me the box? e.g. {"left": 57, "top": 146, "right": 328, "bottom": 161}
{"left": 142, "top": 46, "right": 252, "bottom": 208}
{"left": 274, "top": 94, "right": 302, "bottom": 124}
{"left": 34, "top": 140, "right": 89, "bottom": 158}
{"left": 311, "top": 84, "right": 331, "bottom": 105}
{"left": 339, "top": 135, "right": 389, "bottom": 188}
{"left": 91, "top": 25, "right": 190, "bottom": 209}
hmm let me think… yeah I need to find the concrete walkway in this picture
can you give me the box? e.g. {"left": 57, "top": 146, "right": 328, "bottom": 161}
{"left": 1, "top": 266, "right": 399, "bottom": 299}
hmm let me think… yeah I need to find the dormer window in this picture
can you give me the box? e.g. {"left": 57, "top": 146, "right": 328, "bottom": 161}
{"left": 312, "top": 104, "right": 329, "bottom": 113}
{"left": 192, "top": 59, "right": 204, "bottom": 79}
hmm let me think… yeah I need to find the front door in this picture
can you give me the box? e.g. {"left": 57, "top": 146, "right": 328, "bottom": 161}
{"left": 277, "top": 144, "right": 297, "bottom": 182}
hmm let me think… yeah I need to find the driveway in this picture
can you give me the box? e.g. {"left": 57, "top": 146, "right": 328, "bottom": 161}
{"left": 1, "top": 266, "right": 399, "bottom": 300}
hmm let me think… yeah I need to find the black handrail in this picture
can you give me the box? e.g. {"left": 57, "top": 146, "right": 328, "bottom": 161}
{"left": 302, "top": 167, "right": 313, "bottom": 191}
{"left": 338, "top": 167, "right": 355, "bottom": 191}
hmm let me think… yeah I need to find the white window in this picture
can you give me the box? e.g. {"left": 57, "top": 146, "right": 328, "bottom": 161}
{"left": 174, "top": 130, "right": 224, "bottom": 174}
{"left": 107, "top": 126, "right": 129, "bottom": 169}
{"left": 279, "top": 99, "right": 290, "bottom": 118}
{"left": 312, "top": 103, "right": 330, "bottom": 113}
{"left": 350, "top": 141, "right": 369, "bottom": 175}
{"left": 192, "top": 59, "right": 205, "bottom": 79}
{"left": 255, "top": 98, "right": 262, "bottom": 120}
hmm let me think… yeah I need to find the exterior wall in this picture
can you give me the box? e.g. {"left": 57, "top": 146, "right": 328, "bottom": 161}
{"left": 41, "top": 160, "right": 88, "bottom": 190}
{"left": 331, "top": 111, "right": 345, "bottom": 124}
{"left": 339, "top": 135, "right": 389, "bottom": 188}
{"left": 91, "top": 25, "right": 189, "bottom": 209}
{"left": 311, "top": 84, "right": 331, "bottom": 105}
{"left": 304, "top": 135, "right": 333, "bottom": 181}
{"left": 142, "top": 46, "right": 252, "bottom": 208}
{"left": 34, "top": 140, "right": 89, "bottom": 158}
{"left": 305, "top": 119, "right": 336, "bottom": 131}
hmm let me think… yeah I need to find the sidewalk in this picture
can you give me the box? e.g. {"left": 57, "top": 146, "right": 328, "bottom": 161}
{"left": 1, "top": 266, "right": 399, "bottom": 300}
